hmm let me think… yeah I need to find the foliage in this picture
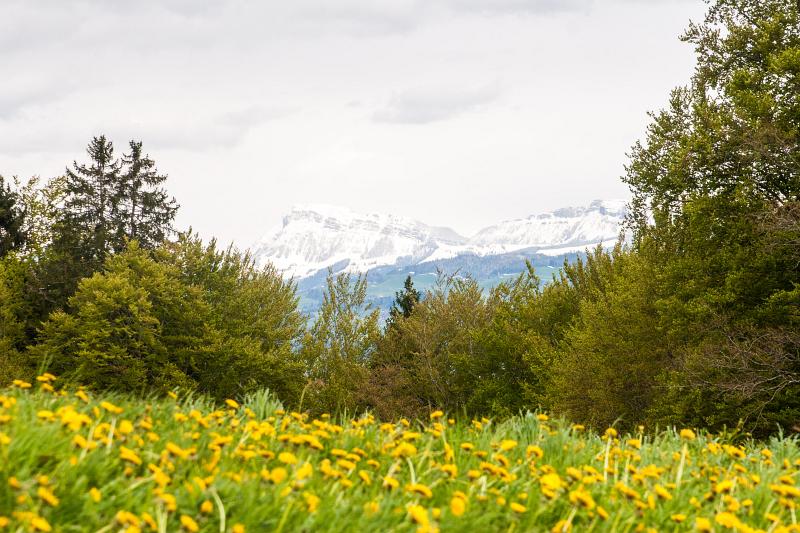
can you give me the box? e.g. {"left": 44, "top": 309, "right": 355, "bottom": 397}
{"left": 551, "top": 247, "right": 669, "bottom": 429}
{"left": 300, "top": 271, "right": 380, "bottom": 415}
{"left": 31, "top": 240, "right": 305, "bottom": 403}
{"left": 158, "top": 232, "right": 306, "bottom": 403}
{"left": 42, "top": 136, "right": 178, "bottom": 314}
{"left": 468, "top": 265, "right": 558, "bottom": 418}
{"left": 29, "top": 244, "right": 201, "bottom": 393}
{"left": 14, "top": 175, "right": 67, "bottom": 256}
{"left": 369, "top": 273, "right": 495, "bottom": 417}
{"left": 612, "top": 0, "right": 800, "bottom": 434}
{"left": 0, "top": 257, "right": 30, "bottom": 385}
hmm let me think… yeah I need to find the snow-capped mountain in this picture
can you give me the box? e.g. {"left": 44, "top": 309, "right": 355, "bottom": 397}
{"left": 466, "top": 199, "right": 626, "bottom": 255}
{"left": 252, "top": 200, "right": 627, "bottom": 279}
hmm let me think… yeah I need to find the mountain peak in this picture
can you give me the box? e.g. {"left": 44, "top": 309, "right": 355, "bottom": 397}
{"left": 253, "top": 204, "right": 467, "bottom": 278}
{"left": 253, "top": 200, "right": 627, "bottom": 278}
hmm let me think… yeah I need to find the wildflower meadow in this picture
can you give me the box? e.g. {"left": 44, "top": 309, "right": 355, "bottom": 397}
{"left": 0, "top": 376, "right": 799, "bottom": 532}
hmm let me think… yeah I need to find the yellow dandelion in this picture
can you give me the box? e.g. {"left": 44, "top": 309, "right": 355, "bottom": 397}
{"left": 406, "top": 483, "right": 433, "bottom": 499}
{"left": 450, "top": 495, "right": 467, "bottom": 517}
{"left": 499, "top": 439, "right": 517, "bottom": 451}
{"left": 391, "top": 442, "right": 417, "bottom": 458}
{"left": 158, "top": 493, "right": 177, "bottom": 512}
{"left": 30, "top": 517, "right": 52, "bottom": 532}
{"left": 296, "top": 462, "right": 313, "bottom": 481}
{"left": 654, "top": 484, "right": 672, "bottom": 500}
{"left": 270, "top": 467, "right": 288, "bottom": 484}
{"left": 303, "top": 492, "right": 320, "bottom": 513}
{"left": 540, "top": 473, "right": 563, "bottom": 493}
{"left": 179, "top": 515, "right": 199, "bottom": 532}
{"left": 441, "top": 464, "right": 458, "bottom": 478}
{"left": 120, "top": 446, "right": 142, "bottom": 465}
{"left": 569, "top": 488, "right": 595, "bottom": 510}
{"left": 142, "top": 513, "right": 157, "bottom": 530}
{"left": 279, "top": 451, "right": 298, "bottom": 465}
{"left": 715, "top": 512, "right": 741, "bottom": 529}
{"left": 526, "top": 445, "right": 544, "bottom": 459}
{"left": 116, "top": 511, "right": 140, "bottom": 527}
{"left": 100, "top": 401, "right": 123, "bottom": 414}
{"left": 408, "top": 504, "right": 429, "bottom": 527}
{"left": 695, "top": 517, "right": 712, "bottom": 532}
{"left": 36, "top": 487, "right": 59, "bottom": 507}
{"left": 510, "top": 502, "right": 527, "bottom": 514}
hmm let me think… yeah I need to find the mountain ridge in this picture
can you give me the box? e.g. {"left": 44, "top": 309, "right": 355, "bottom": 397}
{"left": 252, "top": 200, "right": 628, "bottom": 280}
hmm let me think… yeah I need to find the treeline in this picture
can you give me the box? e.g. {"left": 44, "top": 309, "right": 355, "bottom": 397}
{"left": 1, "top": 0, "right": 798, "bottom": 435}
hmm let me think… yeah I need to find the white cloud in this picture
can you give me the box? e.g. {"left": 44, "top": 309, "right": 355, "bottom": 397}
{"left": 373, "top": 85, "right": 500, "bottom": 124}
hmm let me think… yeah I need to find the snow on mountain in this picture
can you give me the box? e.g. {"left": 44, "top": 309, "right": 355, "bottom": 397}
{"left": 468, "top": 199, "right": 626, "bottom": 251}
{"left": 253, "top": 200, "right": 627, "bottom": 279}
{"left": 252, "top": 204, "right": 467, "bottom": 278}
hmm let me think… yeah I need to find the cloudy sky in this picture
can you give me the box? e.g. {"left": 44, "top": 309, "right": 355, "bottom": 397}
{"left": 0, "top": 0, "right": 706, "bottom": 246}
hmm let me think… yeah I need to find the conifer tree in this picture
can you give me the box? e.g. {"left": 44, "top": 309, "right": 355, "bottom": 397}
{"left": 58, "top": 135, "right": 122, "bottom": 266}
{"left": 118, "top": 141, "right": 178, "bottom": 250}
{"left": 0, "top": 176, "right": 26, "bottom": 257}
{"left": 387, "top": 275, "right": 421, "bottom": 326}
{"left": 56, "top": 136, "right": 178, "bottom": 263}
{"left": 41, "top": 136, "right": 179, "bottom": 313}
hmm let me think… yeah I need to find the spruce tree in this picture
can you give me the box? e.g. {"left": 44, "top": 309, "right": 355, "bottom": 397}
{"left": 118, "top": 141, "right": 178, "bottom": 250}
{"left": 43, "top": 136, "right": 179, "bottom": 312}
{"left": 39, "top": 136, "right": 123, "bottom": 310}
{"left": 388, "top": 275, "right": 421, "bottom": 324}
{"left": 0, "top": 176, "right": 26, "bottom": 257}
{"left": 59, "top": 135, "right": 122, "bottom": 266}
{"left": 56, "top": 136, "right": 178, "bottom": 262}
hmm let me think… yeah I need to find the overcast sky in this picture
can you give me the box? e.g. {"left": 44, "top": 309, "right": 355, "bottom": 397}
{"left": 0, "top": 0, "right": 707, "bottom": 246}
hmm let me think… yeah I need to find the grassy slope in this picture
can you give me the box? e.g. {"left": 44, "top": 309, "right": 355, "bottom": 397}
{"left": 0, "top": 380, "right": 799, "bottom": 532}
